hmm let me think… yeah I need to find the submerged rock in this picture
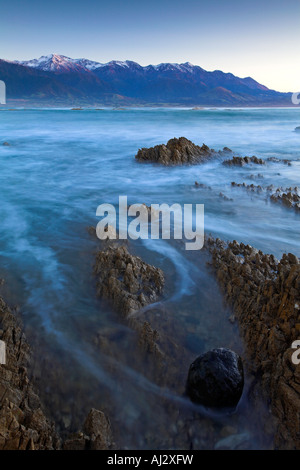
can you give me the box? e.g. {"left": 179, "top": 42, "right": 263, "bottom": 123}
{"left": 135, "top": 137, "right": 229, "bottom": 166}
{"left": 249, "top": 173, "right": 264, "bottom": 180}
{"left": 186, "top": 348, "right": 244, "bottom": 408}
{"left": 270, "top": 188, "right": 300, "bottom": 211}
{"left": 214, "top": 432, "right": 251, "bottom": 450}
{"left": 194, "top": 182, "right": 212, "bottom": 190}
{"left": 223, "top": 156, "right": 265, "bottom": 166}
{"left": 231, "top": 181, "right": 264, "bottom": 192}
{"left": 219, "top": 192, "right": 233, "bottom": 201}
{"left": 267, "top": 157, "right": 292, "bottom": 165}
{"left": 231, "top": 182, "right": 300, "bottom": 211}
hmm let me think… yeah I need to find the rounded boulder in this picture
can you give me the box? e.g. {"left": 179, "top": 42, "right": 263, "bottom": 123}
{"left": 186, "top": 348, "right": 244, "bottom": 408}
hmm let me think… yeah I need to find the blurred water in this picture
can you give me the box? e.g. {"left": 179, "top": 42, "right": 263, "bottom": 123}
{"left": 0, "top": 107, "right": 299, "bottom": 449}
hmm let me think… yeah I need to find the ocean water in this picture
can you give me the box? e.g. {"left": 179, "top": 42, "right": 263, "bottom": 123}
{"left": 0, "top": 107, "right": 299, "bottom": 449}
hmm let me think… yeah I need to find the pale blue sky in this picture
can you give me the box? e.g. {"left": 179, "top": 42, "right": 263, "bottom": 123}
{"left": 1, "top": 0, "right": 299, "bottom": 91}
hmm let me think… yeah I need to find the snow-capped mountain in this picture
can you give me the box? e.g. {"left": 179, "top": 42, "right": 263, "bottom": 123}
{"left": 15, "top": 54, "right": 94, "bottom": 73}
{"left": 15, "top": 54, "right": 202, "bottom": 74}
{"left": 14, "top": 54, "right": 137, "bottom": 73}
{"left": 1, "top": 53, "right": 290, "bottom": 105}
{"left": 11, "top": 54, "right": 216, "bottom": 75}
{"left": 145, "top": 62, "right": 198, "bottom": 73}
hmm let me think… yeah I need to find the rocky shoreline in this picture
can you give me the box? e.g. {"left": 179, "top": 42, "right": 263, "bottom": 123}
{"left": 0, "top": 296, "right": 59, "bottom": 450}
{"left": 1, "top": 234, "right": 299, "bottom": 449}
{"left": 207, "top": 237, "right": 300, "bottom": 449}
{"left": 91, "top": 225, "right": 300, "bottom": 449}
{"left": 0, "top": 294, "right": 113, "bottom": 450}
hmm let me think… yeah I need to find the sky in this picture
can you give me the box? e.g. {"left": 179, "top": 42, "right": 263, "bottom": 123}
{"left": 1, "top": 0, "right": 299, "bottom": 92}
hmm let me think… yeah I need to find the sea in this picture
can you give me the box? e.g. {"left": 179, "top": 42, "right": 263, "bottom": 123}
{"left": 0, "top": 107, "right": 299, "bottom": 449}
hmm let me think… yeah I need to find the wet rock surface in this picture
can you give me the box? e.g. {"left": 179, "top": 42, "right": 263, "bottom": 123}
{"left": 90, "top": 238, "right": 269, "bottom": 449}
{"left": 63, "top": 408, "right": 113, "bottom": 450}
{"left": 195, "top": 182, "right": 212, "bottom": 190}
{"left": 186, "top": 348, "right": 244, "bottom": 408}
{"left": 0, "top": 296, "right": 59, "bottom": 450}
{"left": 270, "top": 187, "right": 300, "bottom": 211}
{"left": 231, "top": 181, "right": 264, "bottom": 192}
{"left": 231, "top": 182, "right": 300, "bottom": 211}
{"left": 93, "top": 242, "right": 172, "bottom": 384}
{"left": 219, "top": 192, "right": 233, "bottom": 201}
{"left": 207, "top": 237, "right": 300, "bottom": 449}
{"left": 267, "top": 157, "right": 292, "bottom": 165}
{"left": 0, "top": 292, "right": 115, "bottom": 451}
{"left": 94, "top": 244, "right": 164, "bottom": 317}
{"left": 135, "top": 137, "right": 230, "bottom": 166}
{"left": 214, "top": 432, "right": 251, "bottom": 450}
{"left": 249, "top": 173, "right": 264, "bottom": 180}
{"left": 223, "top": 156, "right": 265, "bottom": 166}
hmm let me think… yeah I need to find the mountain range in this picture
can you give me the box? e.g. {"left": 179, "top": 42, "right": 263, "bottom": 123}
{"left": 0, "top": 54, "right": 293, "bottom": 106}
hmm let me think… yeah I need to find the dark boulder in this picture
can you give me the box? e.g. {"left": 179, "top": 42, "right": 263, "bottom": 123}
{"left": 186, "top": 348, "right": 244, "bottom": 408}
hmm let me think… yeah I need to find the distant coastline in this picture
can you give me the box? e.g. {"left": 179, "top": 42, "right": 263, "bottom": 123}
{"left": 0, "top": 103, "right": 298, "bottom": 110}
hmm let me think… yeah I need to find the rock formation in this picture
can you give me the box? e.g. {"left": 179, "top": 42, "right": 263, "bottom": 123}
{"left": 0, "top": 296, "right": 59, "bottom": 450}
{"left": 94, "top": 244, "right": 164, "bottom": 317}
{"left": 0, "top": 292, "right": 114, "bottom": 451}
{"left": 223, "top": 156, "right": 265, "bottom": 166}
{"left": 63, "top": 408, "right": 113, "bottom": 450}
{"left": 230, "top": 182, "right": 300, "bottom": 211}
{"left": 267, "top": 157, "right": 292, "bottom": 166}
{"left": 207, "top": 237, "right": 300, "bottom": 449}
{"left": 135, "top": 137, "right": 230, "bottom": 166}
{"left": 270, "top": 188, "right": 300, "bottom": 211}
